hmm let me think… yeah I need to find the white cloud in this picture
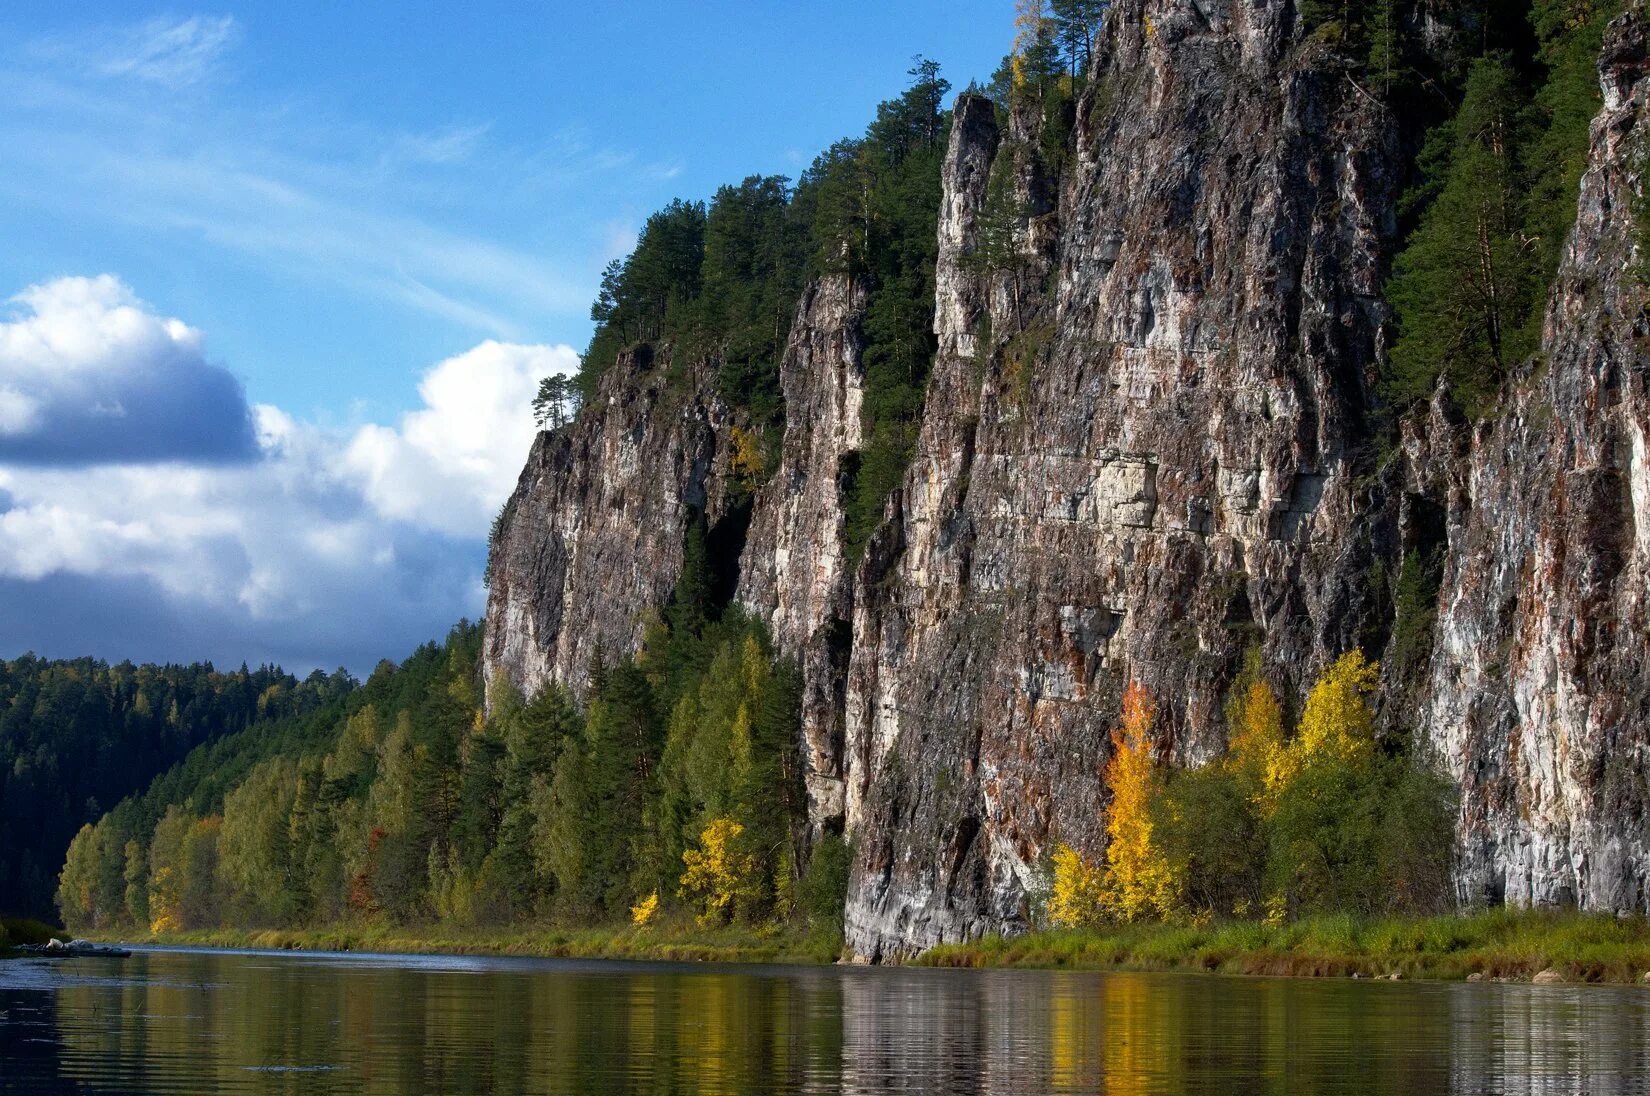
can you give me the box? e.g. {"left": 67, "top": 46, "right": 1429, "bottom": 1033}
{"left": 0, "top": 275, "right": 255, "bottom": 463}
{"left": 100, "top": 15, "right": 239, "bottom": 87}
{"left": 344, "top": 340, "right": 575, "bottom": 535}
{"left": 0, "top": 277, "right": 574, "bottom": 671}
{"left": 34, "top": 15, "right": 240, "bottom": 90}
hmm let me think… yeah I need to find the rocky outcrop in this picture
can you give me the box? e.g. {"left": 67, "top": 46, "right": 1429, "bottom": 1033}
{"left": 484, "top": 0, "right": 1650, "bottom": 958}
{"left": 736, "top": 275, "right": 868, "bottom": 828}
{"left": 483, "top": 351, "right": 735, "bottom": 702}
{"left": 1416, "top": 13, "right": 1650, "bottom": 913}
{"left": 840, "top": 0, "right": 1398, "bottom": 958}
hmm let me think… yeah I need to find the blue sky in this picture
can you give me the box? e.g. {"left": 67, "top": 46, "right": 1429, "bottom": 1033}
{"left": 0, "top": 3, "right": 1011, "bottom": 674}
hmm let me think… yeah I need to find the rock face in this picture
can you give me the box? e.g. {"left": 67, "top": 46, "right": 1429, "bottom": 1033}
{"left": 840, "top": 0, "right": 1398, "bottom": 958}
{"left": 484, "top": 351, "right": 735, "bottom": 702}
{"left": 484, "top": 1, "right": 1650, "bottom": 958}
{"left": 736, "top": 274, "right": 868, "bottom": 829}
{"left": 1416, "top": 14, "right": 1650, "bottom": 914}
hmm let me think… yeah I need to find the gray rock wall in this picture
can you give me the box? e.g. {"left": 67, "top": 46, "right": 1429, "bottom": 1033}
{"left": 484, "top": 1, "right": 1650, "bottom": 959}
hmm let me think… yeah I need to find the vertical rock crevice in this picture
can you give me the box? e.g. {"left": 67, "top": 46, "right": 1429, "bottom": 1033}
{"left": 1416, "top": 11, "right": 1650, "bottom": 913}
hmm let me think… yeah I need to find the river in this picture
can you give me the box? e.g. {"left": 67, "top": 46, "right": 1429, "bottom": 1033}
{"left": 2, "top": 947, "right": 1648, "bottom": 1093}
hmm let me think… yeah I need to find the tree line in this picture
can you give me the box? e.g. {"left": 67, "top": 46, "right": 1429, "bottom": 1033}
{"left": 0, "top": 655, "right": 349, "bottom": 919}
{"left": 58, "top": 555, "right": 848, "bottom": 947}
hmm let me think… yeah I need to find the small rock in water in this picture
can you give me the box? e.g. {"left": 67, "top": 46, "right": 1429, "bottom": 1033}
{"left": 1532, "top": 968, "right": 1565, "bottom": 985}
{"left": 1350, "top": 972, "right": 1362, "bottom": 979}
{"left": 1640, "top": 971, "right": 1650, "bottom": 984}
{"left": 1465, "top": 972, "right": 1485, "bottom": 983}
{"left": 1388, "top": 972, "right": 1403, "bottom": 981}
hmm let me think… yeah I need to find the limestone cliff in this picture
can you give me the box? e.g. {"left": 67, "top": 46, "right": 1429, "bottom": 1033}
{"left": 484, "top": 1, "right": 1650, "bottom": 959}
{"left": 1415, "top": 13, "right": 1650, "bottom": 913}
{"left": 735, "top": 274, "right": 868, "bottom": 829}
{"left": 841, "top": 0, "right": 1398, "bottom": 957}
{"left": 484, "top": 350, "right": 736, "bottom": 701}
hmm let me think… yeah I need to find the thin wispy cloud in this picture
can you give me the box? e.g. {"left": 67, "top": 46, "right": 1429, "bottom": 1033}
{"left": 384, "top": 123, "right": 493, "bottom": 168}
{"left": 0, "top": 81, "right": 588, "bottom": 338}
{"left": 34, "top": 14, "right": 240, "bottom": 89}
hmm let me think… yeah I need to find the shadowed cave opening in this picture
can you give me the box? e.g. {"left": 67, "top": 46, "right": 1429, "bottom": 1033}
{"left": 705, "top": 496, "right": 753, "bottom": 615}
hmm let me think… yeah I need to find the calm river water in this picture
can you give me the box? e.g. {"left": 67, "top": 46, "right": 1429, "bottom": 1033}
{"left": 2, "top": 947, "right": 1649, "bottom": 1093}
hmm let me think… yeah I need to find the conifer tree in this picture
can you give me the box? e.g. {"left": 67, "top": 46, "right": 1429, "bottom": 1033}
{"left": 1386, "top": 57, "right": 1536, "bottom": 416}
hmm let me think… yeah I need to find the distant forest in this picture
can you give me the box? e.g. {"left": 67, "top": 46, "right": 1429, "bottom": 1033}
{"left": 0, "top": 656, "right": 352, "bottom": 918}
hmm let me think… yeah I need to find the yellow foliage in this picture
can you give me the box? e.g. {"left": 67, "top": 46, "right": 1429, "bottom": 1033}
{"left": 1047, "top": 843, "right": 1104, "bottom": 929}
{"left": 630, "top": 891, "right": 660, "bottom": 927}
{"left": 1226, "top": 649, "right": 1379, "bottom": 814}
{"left": 1010, "top": 0, "right": 1048, "bottom": 87}
{"left": 1099, "top": 682, "right": 1181, "bottom": 922}
{"left": 1292, "top": 650, "right": 1378, "bottom": 771}
{"left": 148, "top": 864, "right": 181, "bottom": 935}
{"left": 679, "top": 817, "right": 757, "bottom": 926}
{"left": 730, "top": 427, "right": 765, "bottom": 483}
{"left": 1227, "top": 675, "right": 1292, "bottom": 812}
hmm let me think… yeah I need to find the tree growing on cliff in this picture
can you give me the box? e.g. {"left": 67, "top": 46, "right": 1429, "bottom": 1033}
{"left": 1050, "top": 0, "right": 1107, "bottom": 77}
{"left": 1386, "top": 57, "right": 1536, "bottom": 416}
{"left": 532, "top": 374, "right": 581, "bottom": 430}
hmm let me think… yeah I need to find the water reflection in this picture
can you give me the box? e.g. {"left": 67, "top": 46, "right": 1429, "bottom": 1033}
{"left": 2, "top": 949, "right": 1648, "bottom": 1094}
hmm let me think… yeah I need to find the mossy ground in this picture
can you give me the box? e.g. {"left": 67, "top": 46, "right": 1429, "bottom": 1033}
{"left": 916, "top": 909, "right": 1650, "bottom": 984}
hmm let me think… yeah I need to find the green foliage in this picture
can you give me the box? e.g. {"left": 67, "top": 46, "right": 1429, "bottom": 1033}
{"left": 798, "top": 833, "right": 851, "bottom": 927}
{"left": 1386, "top": 57, "right": 1538, "bottom": 415}
{"left": 1152, "top": 763, "right": 1266, "bottom": 918}
{"left": 57, "top": 587, "right": 819, "bottom": 939}
{"left": 531, "top": 373, "right": 581, "bottom": 430}
{"left": 0, "top": 654, "right": 347, "bottom": 918}
{"left": 1382, "top": 0, "right": 1620, "bottom": 419}
{"left": 1266, "top": 754, "right": 1457, "bottom": 918}
{"left": 1386, "top": 548, "right": 1443, "bottom": 687}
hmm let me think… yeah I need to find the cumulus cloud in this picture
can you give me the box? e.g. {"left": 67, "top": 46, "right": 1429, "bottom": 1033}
{"left": 0, "top": 275, "right": 257, "bottom": 465}
{"left": 0, "top": 276, "right": 576, "bottom": 672}
{"left": 345, "top": 340, "right": 574, "bottom": 535}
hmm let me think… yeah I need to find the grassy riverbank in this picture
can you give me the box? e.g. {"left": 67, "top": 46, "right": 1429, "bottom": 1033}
{"left": 110, "top": 920, "right": 841, "bottom": 966}
{"left": 74, "top": 909, "right": 1650, "bottom": 984}
{"left": 916, "top": 909, "right": 1650, "bottom": 984}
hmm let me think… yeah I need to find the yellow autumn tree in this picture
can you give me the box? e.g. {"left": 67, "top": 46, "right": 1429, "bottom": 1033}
{"left": 148, "top": 866, "right": 181, "bottom": 935}
{"left": 1225, "top": 665, "right": 1291, "bottom": 812}
{"left": 1291, "top": 650, "right": 1379, "bottom": 772}
{"left": 1011, "top": 0, "right": 1049, "bottom": 86}
{"left": 1047, "top": 843, "right": 1104, "bottom": 928}
{"left": 679, "top": 817, "right": 758, "bottom": 926}
{"left": 630, "top": 891, "right": 660, "bottom": 927}
{"left": 1099, "top": 682, "right": 1181, "bottom": 921}
{"left": 729, "top": 426, "right": 765, "bottom": 485}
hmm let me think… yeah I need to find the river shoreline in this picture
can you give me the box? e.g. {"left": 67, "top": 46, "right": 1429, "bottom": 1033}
{"left": 65, "top": 909, "right": 1650, "bottom": 985}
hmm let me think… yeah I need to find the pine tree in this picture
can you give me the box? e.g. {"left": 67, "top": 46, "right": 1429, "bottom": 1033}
{"left": 1386, "top": 57, "right": 1536, "bottom": 417}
